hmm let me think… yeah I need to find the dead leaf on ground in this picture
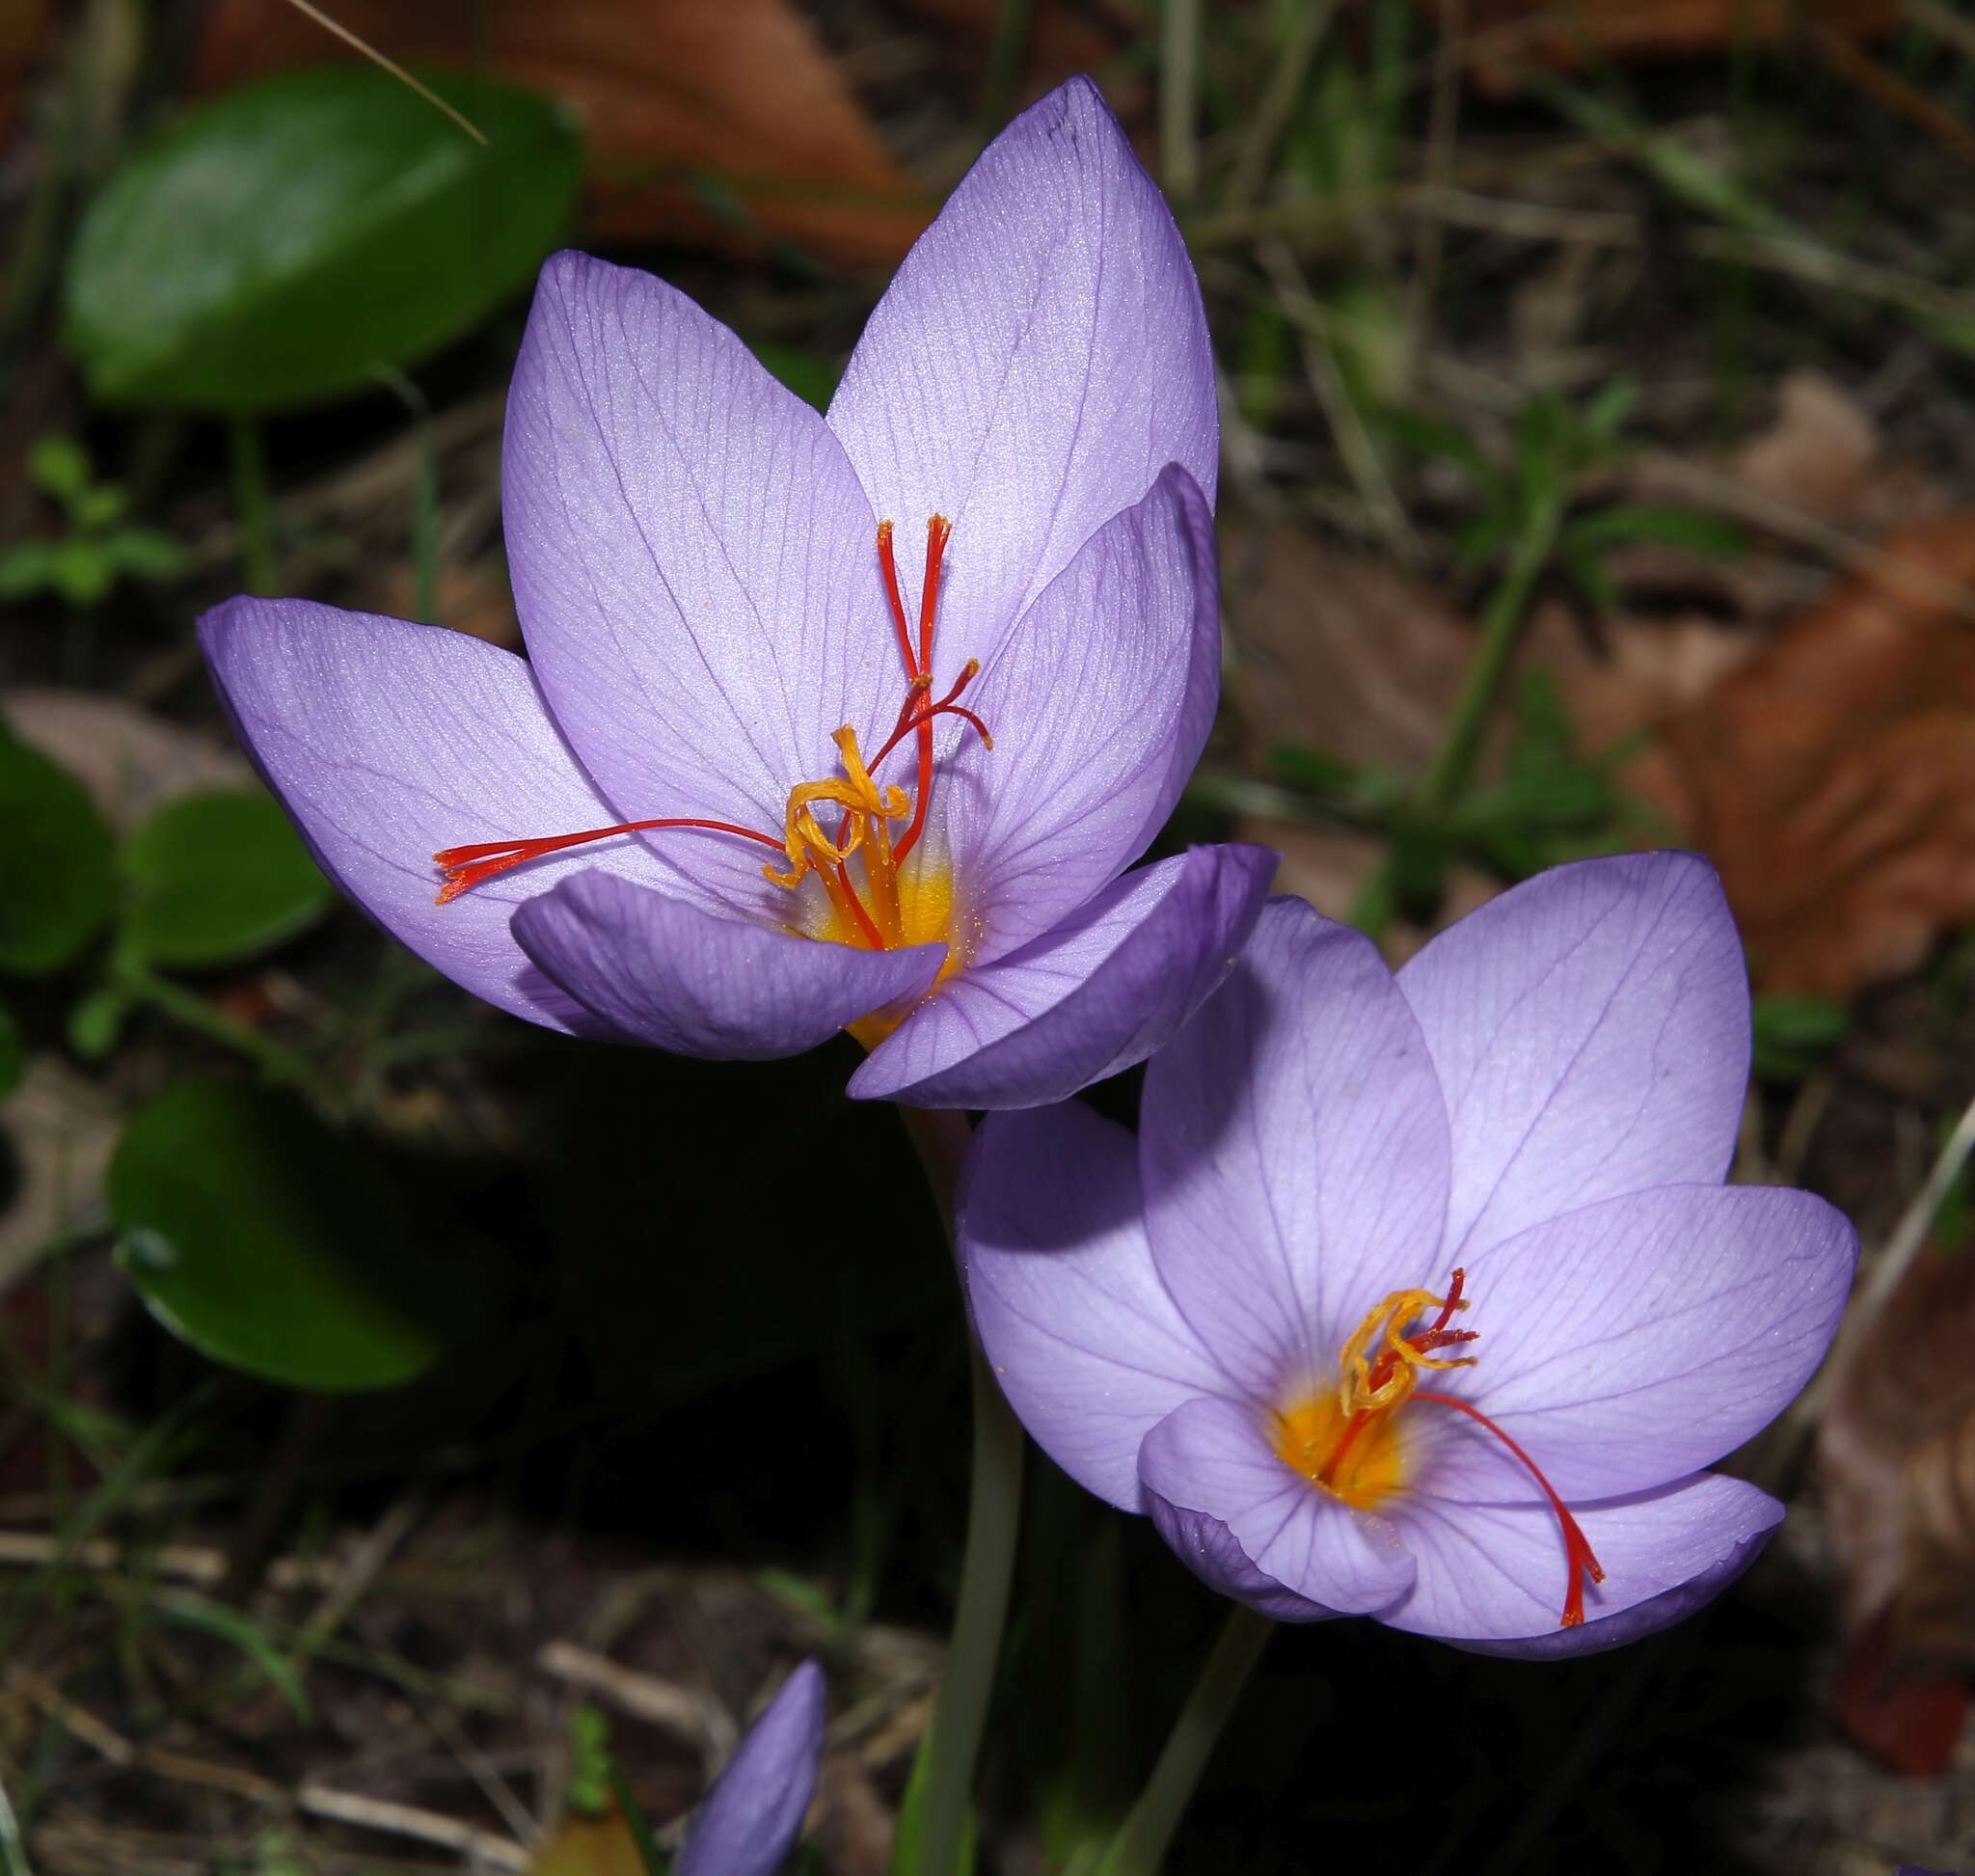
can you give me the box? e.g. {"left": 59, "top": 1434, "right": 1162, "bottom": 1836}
{"left": 1659, "top": 515, "right": 1975, "bottom": 996}
{"left": 0, "top": 1056, "right": 119, "bottom": 1294}
{"left": 1415, "top": 0, "right": 1902, "bottom": 94}
{"left": 194, "top": 0, "right": 930, "bottom": 266}
{"left": 1628, "top": 368, "right": 1949, "bottom": 630}
{"left": 1226, "top": 527, "right": 1467, "bottom": 775}
{"left": 1818, "top": 1244, "right": 1975, "bottom": 1775}
{"left": 1737, "top": 370, "right": 1880, "bottom": 526}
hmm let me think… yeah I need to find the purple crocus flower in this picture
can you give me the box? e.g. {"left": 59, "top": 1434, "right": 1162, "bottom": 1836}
{"left": 677, "top": 1658, "right": 825, "bottom": 1876}
{"left": 195, "top": 78, "right": 1272, "bottom": 1107}
{"left": 962, "top": 855, "right": 1857, "bottom": 1654}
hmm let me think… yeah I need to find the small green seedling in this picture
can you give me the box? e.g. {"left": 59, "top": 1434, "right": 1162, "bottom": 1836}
{"left": 0, "top": 435, "right": 186, "bottom": 608}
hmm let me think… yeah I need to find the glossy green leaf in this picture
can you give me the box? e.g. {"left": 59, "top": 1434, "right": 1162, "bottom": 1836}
{"left": 65, "top": 66, "right": 582, "bottom": 413}
{"left": 110, "top": 1082, "right": 443, "bottom": 1390}
{"left": 120, "top": 791, "right": 334, "bottom": 969}
{"left": 0, "top": 725, "right": 117, "bottom": 974}
{"left": 0, "top": 1006, "right": 21, "bottom": 1100}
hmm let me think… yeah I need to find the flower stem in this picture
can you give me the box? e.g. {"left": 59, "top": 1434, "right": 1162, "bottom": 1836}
{"left": 228, "top": 414, "right": 279, "bottom": 597}
{"left": 1095, "top": 1605, "right": 1275, "bottom": 1875}
{"left": 1419, "top": 486, "right": 1564, "bottom": 816}
{"left": 894, "top": 1105, "right": 1026, "bottom": 1876}
{"left": 116, "top": 960, "right": 316, "bottom": 1091}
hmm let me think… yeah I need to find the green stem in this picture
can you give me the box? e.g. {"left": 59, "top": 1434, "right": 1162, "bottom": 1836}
{"left": 976, "top": 0, "right": 1035, "bottom": 140}
{"left": 1419, "top": 488, "right": 1563, "bottom": 815}
{"left": 1347, "top": 488, "right": 1563, "bottom": 936}
{"left": 375, "top": 367, "right": 441, "bottom": 622}
{"left": 228, "top": 414, "right": 279, "bottom": 597}
{"left": 117, "top": 962, "right": 314, "bottom": 1090}
{"left": 918, "top": 1343, "right": 1024, "bottom": 1871}
{"left": 895, "top": 1105, "right": 1026, "bottom": 1876}
{"left": 1095, "top": 1606, "right": 1275, "bottom": 1875}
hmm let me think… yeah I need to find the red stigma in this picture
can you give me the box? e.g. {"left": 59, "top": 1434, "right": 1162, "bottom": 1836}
{"left": 877, "top": 515, "right": 956, "bottom": 864}
{"left": 434, "top": 517, "right": 986, "bottom": 947}
{"left": 433, "top": 817, "right": 782, "bottom": 902}
{"left": 1412, "top": 1391, "right": 1606, "bottom": 1627}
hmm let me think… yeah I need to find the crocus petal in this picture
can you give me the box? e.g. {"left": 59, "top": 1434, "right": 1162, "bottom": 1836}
{"left": 933, "top": 464, "right": 1220, "bottom": 961}
{"left": 1140, "top": 898, "right": 1452, "bottom": 1400}
{"left": 1382, "top": 1472, "right": 1781, "bottom": 1657}
{"left": 1411, "top": 1184, "right": 1855, "bottom": 1505}
{"left": 1397, "top": 853, "right": 1749, "bottom": 1266}
{"left": 512, "top": 871, "right": 944, "bottom": 1060}
{"left": 503, "top": 251, "right": 896, "bottom": 919}
{"left": 961, "top": 1101, "right": 1230, "bottom": 1510}
{"left": 198, "top": 598, "right": 677, "bottom": 1035}
{"left": 849, "top": 844, "right": 1274, "bottom": 1109}
{"left": 678, "top": 1659, "right": 825, "bottom": 1876}
{"left": 1139, "top": 1396, "right": 1416, "bottom": 1614}
{"left": 826, "top": 77, "right": 1218, "bottom": 675}
{"left": 1145, "top": 1496, "right": 1342, "bottom": 1623}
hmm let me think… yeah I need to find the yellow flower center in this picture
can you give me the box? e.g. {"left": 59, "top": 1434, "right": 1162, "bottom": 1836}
{"left": 1267, "top": 1268, "right": 1610, "bottom": 1628}
{"left": 1271, "top": 1278, "right": 1477, "bottom": 1513}
{"left": 430, "top": 516, "right": 988, "bottom": 1047}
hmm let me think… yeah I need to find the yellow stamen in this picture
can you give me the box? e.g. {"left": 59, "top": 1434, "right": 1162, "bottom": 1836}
{"left": 764, "top": 725, "right": 908, "bottom": 894}
{"left": 1336, "top": 1285, "right": 1475, "bottom": 1418}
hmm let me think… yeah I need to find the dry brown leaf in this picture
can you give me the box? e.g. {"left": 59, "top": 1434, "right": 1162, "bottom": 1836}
{"left": 1659, "top": 516, "right": 1975, "bottom": 996}
{"left": 0, "top": 1057, "right": 118, "bottom": 1292}
{"left": 1416, "top": 0, "right": 1902, "bottom": 93}
{"left": 1736, "top": 369, "right": 1880, "bottom": 526}
{"left": 194, "top": 0, "right": 929, "bottom": 265}
{"left": 1818, "top": 1245, "right": 1975, "bottom": 1773}
{"left": 1225, "top": 527, "right": 1468, "bottom": 775}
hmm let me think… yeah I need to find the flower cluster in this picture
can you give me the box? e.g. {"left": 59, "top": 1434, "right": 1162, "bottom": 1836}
{"left": 200, "top": 58, "right": 1856, "bottom": 1761}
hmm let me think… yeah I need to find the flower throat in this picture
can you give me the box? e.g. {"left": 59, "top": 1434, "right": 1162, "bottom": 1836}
{"left": 431, "top": 518, "right": 990, "bottom": 968}
{"left": 1272, "top": 1269, "right": 1608, "bottom": 1628}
